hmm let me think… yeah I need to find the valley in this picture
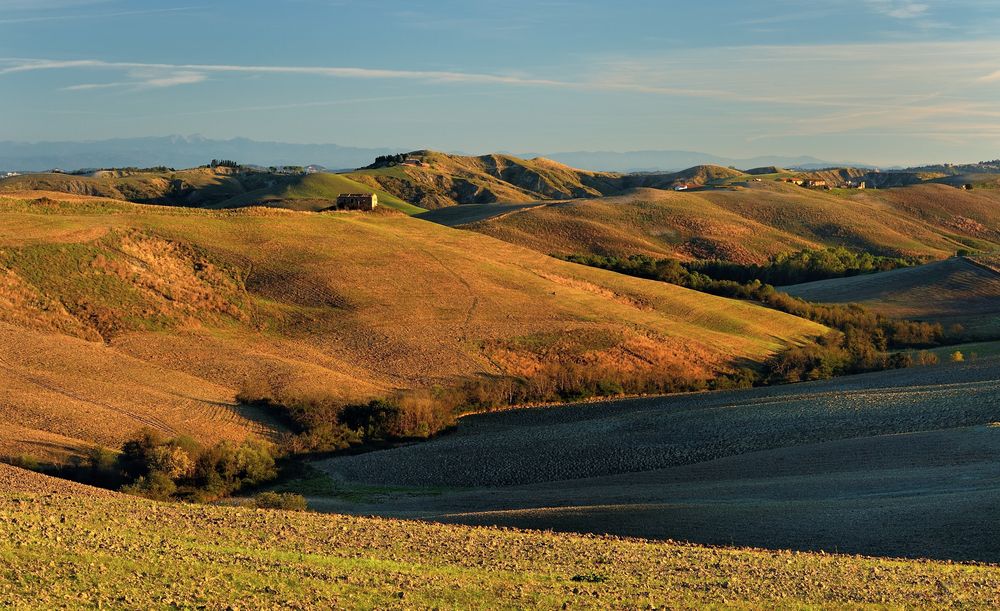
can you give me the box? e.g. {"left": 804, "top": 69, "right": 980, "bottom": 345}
{"left": 2, "top": 154, "right": 999, "bottom": 608}
{"left": 310, "top": 357, "right": 1000, "bottom": 562}
{"left": 7, "top": 1, "right": 1000, "bottom": 606}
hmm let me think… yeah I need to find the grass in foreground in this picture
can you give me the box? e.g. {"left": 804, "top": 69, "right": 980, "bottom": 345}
{"left": 2, "top": 488, "right": 1000, "bottom": 608}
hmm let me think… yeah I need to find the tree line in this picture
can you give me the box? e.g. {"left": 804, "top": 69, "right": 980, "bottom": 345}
{"left": 562, "top": 252, "right": 954, "bottom": 382}
{"left": 687, "top": 247, "right": 919, "bottom": 286}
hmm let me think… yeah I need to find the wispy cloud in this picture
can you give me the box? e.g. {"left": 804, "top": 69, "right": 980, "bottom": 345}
{"left": 865, "top": 0, "right": 931, "bottom": 18}
{"left": 0, "top": 58, "right": 573, "bottom": 89}
{"left": 4, "top": 40, "right": 1000, "bottom": 134}
{"left": 0, "top": 5, "right": 200, "bottom": 25}
{"left": 174, "top": 94, "right": 456, "bottom": 115}
{"left": 61, "top": 69, "right": 208, "bottom": 91}
{"left": 0, "top": 0, "right": 112, "bottom": 8}
{"left": 978, "top": 69, "right": 1000, "bottom": 82}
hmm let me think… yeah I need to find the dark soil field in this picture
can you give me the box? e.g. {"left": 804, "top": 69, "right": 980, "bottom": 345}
{"left": 316, "top": 358, "right": 1000, "bottom": 562}
{"left": 6, "top": 467, "right": 1000, "bottom": 608}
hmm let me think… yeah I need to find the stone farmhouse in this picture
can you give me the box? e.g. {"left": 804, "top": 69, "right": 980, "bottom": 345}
{"left": 336, "top": 193, "right": 378, "bottom": 211}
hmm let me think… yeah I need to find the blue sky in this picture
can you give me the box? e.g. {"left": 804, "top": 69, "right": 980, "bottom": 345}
{"left": 2, "top": 0, "right": 999, "bottom": 165}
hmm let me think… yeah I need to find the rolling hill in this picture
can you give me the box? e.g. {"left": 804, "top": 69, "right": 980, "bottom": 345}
{"left": 0, "top": 167, "right": 422, "bottom": 214}
{"left": 347, "top": 152, "right": 761, "bottom": 209}
{"left": 346, "top": 150, "right": 623, "bottom": 209}
{"left": 443, "top": 181, "right": 1000, "bottom": 264}
{"left": 5, "top": 464, "right": 999, "bottom": 608}
{"left": 781, "top": 257, "right": 1000, "bottom": 340}
{"left": 0, "top": 192, "right": 824, "bottom": 461}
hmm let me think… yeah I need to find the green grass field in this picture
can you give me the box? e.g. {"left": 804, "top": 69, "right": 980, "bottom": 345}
{"left": 2, "top": 464, "right": 1000, "bottom": 608}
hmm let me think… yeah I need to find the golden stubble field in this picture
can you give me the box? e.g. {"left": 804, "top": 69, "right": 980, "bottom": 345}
{"left": 455, "top": 182, "right": 1000, "bottom": 264}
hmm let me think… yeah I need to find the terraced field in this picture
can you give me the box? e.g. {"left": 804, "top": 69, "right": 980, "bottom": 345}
{"left": 3, "top": 464, "right": 1000, "bottom": 608}
{"left": 783, "top": 257, "right": 1000, "bottom": 340}
{"left": 316, "top": 358, "right": 1000, "bottom": 561}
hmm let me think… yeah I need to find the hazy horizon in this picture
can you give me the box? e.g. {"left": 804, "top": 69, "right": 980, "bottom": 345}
{"left": 2, "top": 0, "right": 999, "bottom": 166}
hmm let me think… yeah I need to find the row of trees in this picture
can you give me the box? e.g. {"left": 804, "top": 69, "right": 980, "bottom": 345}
{"left": 365, "top": 153, "right": 410, "bottom": 169}
{"left": 209, "top": 159, "right": 240, "bottom": 168}
{"left": 563, "top": 252, "right": 945, "bottom": 345}
{"left": 562, "top": 252, "right": 953, "bottom": 383}
{"left": 687, "top": 247, "right": 919, "bottom": 286}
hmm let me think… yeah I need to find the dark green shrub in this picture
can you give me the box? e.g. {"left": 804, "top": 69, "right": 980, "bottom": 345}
{"left": 192, "top": 439, "right": 277, "bottom": 495}
{"left": 254, "top": 491, "right": 308, "bottom": 511}
{"left": 122, "top": 471, "right": 177, "bottom": 501}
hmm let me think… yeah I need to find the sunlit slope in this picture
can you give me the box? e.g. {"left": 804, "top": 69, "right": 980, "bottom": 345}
{"left": 2, "top": 464, "right": 1000, "bottom": 609}
{"left": 461, "top": 182, "right": 1000, "bottom": 263}
{"left": 347, "top": 150, "right": 623, "bottom": 209}
{"left": 211, "top": 172, "right": 422, "bottom": 213}
{"left": 0, "top": 169, "right": 423, "bottom": 214}
{"left": 782, "top": 257, "right": 1000, "bottom": 339}
{"left": 0, "top": 194, "right": 824, "bottom": 457}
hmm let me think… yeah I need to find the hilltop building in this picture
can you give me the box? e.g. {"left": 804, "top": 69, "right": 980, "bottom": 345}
{"left": 336, "top": 193, "right": 378, "bottom": 211}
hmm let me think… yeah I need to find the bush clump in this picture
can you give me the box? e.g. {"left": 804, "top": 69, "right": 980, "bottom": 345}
{"left": 238, "top": 386, "right": 462, "bottom": 455}
{"left": 254, "top": 491, "right": 308, "bottom": 511}
{"left": 59, "top": 428, "right": 280, "bottom": 502}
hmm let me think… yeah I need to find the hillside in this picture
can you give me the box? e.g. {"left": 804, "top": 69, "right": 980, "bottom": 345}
{"left": 625, "top": 164, "right": 747, "bottom": 189}
{"left": 448, "top": 182, "right": 1000, "bottom": 264}
{"left": 782, "top": 257, "right": 1000, "bottom": 340}
{"left": 3, "top": 466, "right": 998, "bottom": 608}
{"left": 0, "top": 168, "right": 422, "bottom": 214}
{"left": 0, "top": 193, "right": 823, "bottom": 460}
{"left": 346, "top": 150, "right": 623, "bottom": 209}
{"left": 348, "top": 152, "right": 760, "bottom": 209}
{"left": 207, "top": 171, "right": 421, "bottom": 213}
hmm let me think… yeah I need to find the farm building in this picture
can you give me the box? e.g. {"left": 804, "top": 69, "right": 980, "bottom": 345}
{"left": 780, "top": 177, "right": 806, "bottom": 186}
{"left": 336, "top": 193, "right": 378, "bottom": 210}
{"left": 804, "top": 179, "right": 828, "bottom": 188}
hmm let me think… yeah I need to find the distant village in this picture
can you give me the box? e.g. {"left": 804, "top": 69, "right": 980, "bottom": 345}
{"left": 779, "top": 177, "right": 868, "bottom": 189}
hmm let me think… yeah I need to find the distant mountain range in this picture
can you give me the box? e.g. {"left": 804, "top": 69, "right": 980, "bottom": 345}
{"left": 0, "top": 135, "right": 877, "bottom": 173}
{"left": 0, "top": 136, "right": 407, "bottom": 173}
